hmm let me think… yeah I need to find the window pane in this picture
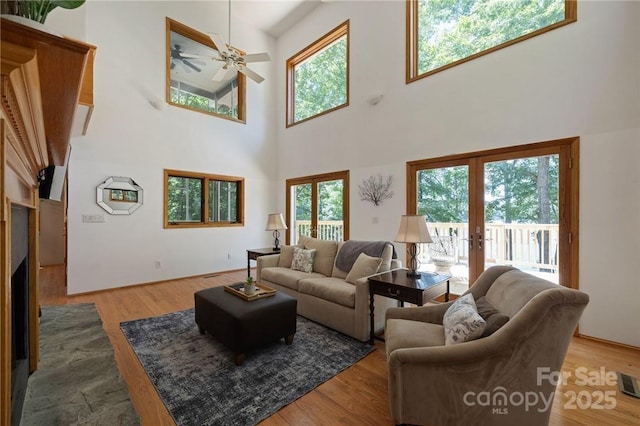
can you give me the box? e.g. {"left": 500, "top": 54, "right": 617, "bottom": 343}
{"left": 414, "top": 0, "right": 566, "bottom": 76}
{"left": 292, "top": 183, "right": 312, "bottom": 244}
{"left": 167, "top": 176, "right": 202, "bottom": 222}
{"left": 209, "top": 180, "right": 239, "bottom": 223}
{"left": 294, "top": 36, "right": 347, "bottom": 122}
{"left": 484, "top": 155, "right": 560, "bottom": 282}
{"left": 317, "top": 179, "right": 344, "bottom": 241}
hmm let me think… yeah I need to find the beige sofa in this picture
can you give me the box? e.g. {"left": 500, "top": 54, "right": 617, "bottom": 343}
{"left": 256, "top": 236, "right": 402, "bottom": 342}
{"left": 385, "top": 266, "right": 589, "bottom": 425}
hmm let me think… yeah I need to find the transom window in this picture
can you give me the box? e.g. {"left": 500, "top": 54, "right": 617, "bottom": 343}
{"left": 164, "top": 169, "right": 244, "bottom": 228}
{"left": 286, "top": 20, "right": 349, "bottom": 127}
{"left": 406, "top": 0, "right": 577, "bottom": 82}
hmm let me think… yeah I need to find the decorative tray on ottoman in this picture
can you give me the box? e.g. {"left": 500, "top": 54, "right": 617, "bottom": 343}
{"left": 224, "top": 282, "right": 277, "bottom": 301}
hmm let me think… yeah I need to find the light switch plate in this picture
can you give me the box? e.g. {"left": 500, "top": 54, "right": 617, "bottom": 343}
{"left": 82, "top": 214, "right": 105, "bottom": 223}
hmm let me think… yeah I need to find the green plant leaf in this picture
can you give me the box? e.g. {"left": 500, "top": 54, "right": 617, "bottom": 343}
{"left": 50, "top": 0, "right": 86, "bottom": 10}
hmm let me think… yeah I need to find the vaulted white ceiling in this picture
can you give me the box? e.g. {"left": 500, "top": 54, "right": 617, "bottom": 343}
{"left": 229, "top": 0, "right": 322, "bottom": 38}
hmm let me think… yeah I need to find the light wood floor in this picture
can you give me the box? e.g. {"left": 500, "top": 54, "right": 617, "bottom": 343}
{"left": 40, "top": 265, "right": 639, "bottom": 425}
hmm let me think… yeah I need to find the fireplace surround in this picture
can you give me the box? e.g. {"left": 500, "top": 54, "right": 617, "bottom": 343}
{"left": 10, "top": 205, "right": 29, "bottom": 425}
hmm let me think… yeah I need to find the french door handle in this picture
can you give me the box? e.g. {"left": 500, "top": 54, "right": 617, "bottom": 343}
{"left": 478, "top": 233, "right": 483, "bottom": 250}
{"left": 469, "top": 234, "right": 474, "bottom": 250}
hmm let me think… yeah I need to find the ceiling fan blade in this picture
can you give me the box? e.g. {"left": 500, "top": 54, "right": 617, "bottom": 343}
{"left": 237, "top": 65, "right": 265, "bottom": 84}
{"left": 209, "top": 33, "right": 231, "bottom": 56}
{"left": 240, "top": 52, "right": 271, "bottom": 63}
{"left": 212, "top": 65, "right": 230, "bottom": 81}
{"left": 183, "top": 60, "right": 202, "bottom": 72}
{"left": 179, "top": 52, "right": 210, "bottom": 60}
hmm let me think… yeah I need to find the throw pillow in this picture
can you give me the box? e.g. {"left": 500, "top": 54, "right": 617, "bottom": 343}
{"left": 291, "top": 247, "right": 315, "bottom": 273}
{"left": 345, "top": 253, "right": 383, "bottom": 284}
{"left": 277, "top": 245, "right": 297, "bottom": 268}
{"left": 443, "top": 293, "right": 486, "bottom": 345}
{"left": 476, "top": 296, "right": 510, "bottom": 337}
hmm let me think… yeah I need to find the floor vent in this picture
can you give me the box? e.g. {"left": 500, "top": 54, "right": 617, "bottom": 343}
{"left": 203, "top": 274, "right": 220, "bottom": 279}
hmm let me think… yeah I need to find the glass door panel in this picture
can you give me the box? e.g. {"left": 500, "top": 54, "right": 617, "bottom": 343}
{"left": 286, "top": 171, "right": 349, "bottom": 245}
{"left": 416, "top": 165, "right": 470, "bottom": 294}
{"left": 317, "top": 179, "right": 344, "bottom": 241}
{"left": 290, "top": 183, "right": 312, "bottom": 245}
{"left": 483, "top": 155, "right": 560, "bottom": 283}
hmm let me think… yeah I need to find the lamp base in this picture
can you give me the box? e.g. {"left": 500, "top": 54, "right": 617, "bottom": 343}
{"left": 407, "top": 269, "right": 421, "bottom": 278}
{"left": 272, "top": 247, "right": 281, "bottom": 252}
{"left": 407, "top": 269, "right": 437, "bottom": 278}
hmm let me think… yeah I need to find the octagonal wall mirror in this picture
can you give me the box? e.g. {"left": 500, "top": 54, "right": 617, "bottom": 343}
{"left": 97, "top": 177, "right": 143, "bottom": 215}
{"left": 166, "top": 17, "right": 246, "bottom": 123}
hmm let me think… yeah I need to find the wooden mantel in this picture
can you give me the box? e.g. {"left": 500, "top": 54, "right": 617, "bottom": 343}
{"left": 1, "top": 17, "right": 93, "bottom": 166}
{"left": 1, "top": 17, "right": 93, "bottom": 425}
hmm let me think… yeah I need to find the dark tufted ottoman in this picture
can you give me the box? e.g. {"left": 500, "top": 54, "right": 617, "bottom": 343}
{"left": 194, "top": 286, "right": 297, "bottom": 365}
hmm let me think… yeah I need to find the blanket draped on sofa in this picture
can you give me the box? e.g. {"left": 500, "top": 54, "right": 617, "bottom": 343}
{"left": 335, "top": 240, "right": 397, "bottom": 272}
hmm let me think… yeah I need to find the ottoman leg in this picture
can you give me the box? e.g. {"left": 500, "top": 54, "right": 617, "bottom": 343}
{"left": 198, "top": 325, "right": 206, "bottom": 335}
{"left": 234, "top": 353, "right": 246, "bottom": 366}
{"left": 285, "top": 333, "right": 295, "bottom": 345}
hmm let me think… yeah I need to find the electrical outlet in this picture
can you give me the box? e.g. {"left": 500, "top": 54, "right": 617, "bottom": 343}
{"left": 155, "top": 260, "right": 161, "bottom": 269}
{"left": 227, "top": 253, "right": 232, "bottom": 260}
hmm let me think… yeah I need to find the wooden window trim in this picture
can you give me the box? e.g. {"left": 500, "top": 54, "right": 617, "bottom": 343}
{"left": 405, "top": 137, "right": 579, "bottom": 290}
{"left": 286, "top": 20, "right": 350, "bottom": 127}
{"left": 285, "top": 170, "right": 350, "bottom": 243}
{"left": 406, "top": 0, "right": 578, "bottom": 83}
{"left": 164, "top": 169, "right": 245, "bottom": 229}
{"left": 166, "top": 17, "right": 247, "bottom": 123}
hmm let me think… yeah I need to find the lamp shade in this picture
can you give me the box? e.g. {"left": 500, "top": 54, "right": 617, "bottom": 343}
{"left": 265, "top": 213, "right": 288, "bottom": 231}
{"left": 394, "top": 215, "right": 432, "bottom": 244}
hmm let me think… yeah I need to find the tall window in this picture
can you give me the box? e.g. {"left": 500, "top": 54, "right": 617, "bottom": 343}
{"left": 286, "top": 20, "right": 350, "bottom": 127}
{"left": 164, "top": 169, "right": 244, "bottom": 228}
{"left": 406, "top": 0, "right": 577, "bottom": 82}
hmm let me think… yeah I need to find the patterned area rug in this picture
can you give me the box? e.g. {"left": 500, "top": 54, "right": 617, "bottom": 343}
{"left": 120, "top": 308, "right": 374, "bottom": 425}
{"left": 21, "top": 303, "right": 140, "bottom": 425}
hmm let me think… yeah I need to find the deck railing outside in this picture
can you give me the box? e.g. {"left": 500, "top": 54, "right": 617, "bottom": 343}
{"left": 294, "top": 220, "right": 559, "bottom": 272}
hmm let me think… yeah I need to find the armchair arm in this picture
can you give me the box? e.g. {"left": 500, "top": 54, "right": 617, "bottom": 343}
{"left": 385, "top": 302, "right": 453, "bottom": 325}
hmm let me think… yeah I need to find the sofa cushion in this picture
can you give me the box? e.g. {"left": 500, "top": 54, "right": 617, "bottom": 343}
{"left": 442, "top": 294, "right": 486, "bottom": 345}
{"left": 291, "top": 247, "right": 315, "bottom": 273}
{"left": 298, "top": 277, "right": 356, "bottom": 308}
{"left": 345, "top": 253, "right": 382, "bottom": 284}
{"left": 260, "top": 267, "right": 325, "bottom": 291}
{"left": 379, "top": 243, "right": 394, "bottom": 272}
{"left": 385, "top": 319, "right": 445, "bottom": 355}
{"left": 277, "top": 245, "right": 297, "bottom": 268}
{"left": 299, "top": 236, "right": 339, "bottom": 276}
{"left": 476, "top": 296, "right": 510, "bottom": 337}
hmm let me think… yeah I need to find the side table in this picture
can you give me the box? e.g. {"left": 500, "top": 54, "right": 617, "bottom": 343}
{"left": 368, "top": 269, "right": 451, "bottom": 344}
{"left": 246, "top": 247, "right": 279, "bottom": 278}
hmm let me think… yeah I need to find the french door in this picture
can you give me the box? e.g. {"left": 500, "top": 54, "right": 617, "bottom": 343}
{"left": 286, "top": 171, "right": 350, "bottom": 244}
{"left": 407, "top": 138, "right": 578, "bottom": 293}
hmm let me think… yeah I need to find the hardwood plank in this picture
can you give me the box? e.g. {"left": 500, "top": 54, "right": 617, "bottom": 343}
{"left": 38, "top": 265, "right": 640, "bottom": 425}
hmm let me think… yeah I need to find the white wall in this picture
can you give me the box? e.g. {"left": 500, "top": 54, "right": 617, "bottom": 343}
{"left": 275, "top": 1, "right": 640, "bottom": 346}
{"left": 64, "top": 1, "right": 278, "bottom": 294}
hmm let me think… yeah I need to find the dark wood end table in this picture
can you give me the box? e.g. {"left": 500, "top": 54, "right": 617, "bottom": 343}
{"left": 368, "top": 269, "right": 451, "bottom": 344}
{"left": 246, "top": 247, "right": 280, "bottom": 278}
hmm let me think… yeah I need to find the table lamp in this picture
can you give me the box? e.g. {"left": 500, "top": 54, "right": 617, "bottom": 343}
{"left": 265, "top": 213, "right": 288, "bottom": 251}
{"left": 395, "top": 215, "right": 433, "bottom": 277}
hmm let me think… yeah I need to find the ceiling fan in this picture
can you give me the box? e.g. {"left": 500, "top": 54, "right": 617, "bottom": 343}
{"left": 170, "top": 44, "right": 205, "bottom": 73}
{"left": 183, "top": 0, "right": 271, "bottom": 84}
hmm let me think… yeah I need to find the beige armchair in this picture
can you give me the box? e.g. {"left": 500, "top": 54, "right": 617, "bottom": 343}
{"left": 384, "top": 266, "right": 589, "bottom": 426}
